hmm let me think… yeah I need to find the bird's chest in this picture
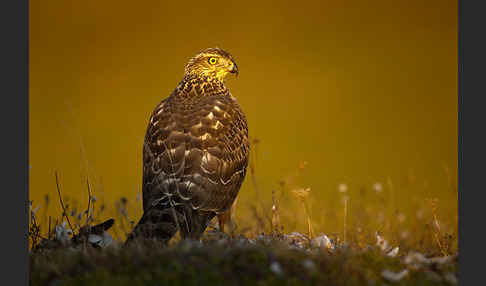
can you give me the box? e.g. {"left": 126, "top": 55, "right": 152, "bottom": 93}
{"left": 148, "top": 96, "right": 237, "bottom": 163}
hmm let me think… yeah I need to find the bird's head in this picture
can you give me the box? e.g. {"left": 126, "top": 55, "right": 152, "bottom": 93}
{"left": 184, "top": 47, "right": 238, "bottom": 82}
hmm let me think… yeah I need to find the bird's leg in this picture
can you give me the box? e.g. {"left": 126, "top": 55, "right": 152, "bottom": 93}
{"left": 180, "top": 210, "right": 216, "bottom": 240}
{"left": 217, "top": 209, "right": 231, "bottom": 233}
{"left": 217, "top": 196, "right": 239, "bottom": 234}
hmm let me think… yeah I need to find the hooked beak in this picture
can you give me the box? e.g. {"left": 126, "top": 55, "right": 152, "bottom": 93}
{"left": 229, "top": 61, "right": 239, "bottom": 77}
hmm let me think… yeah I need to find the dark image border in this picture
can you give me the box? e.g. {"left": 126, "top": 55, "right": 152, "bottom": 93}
{"left": 458, "top": 0, "right": 485, "bottom": 285}
{"left": 0, "top": 0, "right": 29, "bottom": 284}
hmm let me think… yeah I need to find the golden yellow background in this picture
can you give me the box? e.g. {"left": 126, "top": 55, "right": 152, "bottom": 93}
{"left": 30, "top": 0, "right": 457, "bottom": 239}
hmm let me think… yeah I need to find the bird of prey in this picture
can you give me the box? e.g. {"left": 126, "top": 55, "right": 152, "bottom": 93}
{"left": 127, "top": 48, "right": 249, "bottom": 243}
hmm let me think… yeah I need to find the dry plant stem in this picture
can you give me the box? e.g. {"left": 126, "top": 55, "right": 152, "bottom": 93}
{"left": 85, "top": 177, "right": 92, "bottom": 226}
{"left": 343, "top": 197, "right": 348, "bottom": 244}
{"left": 431, "top": 203, "right": 448, "bottom": 256}
{"left": 249, "top": 139, "right": 268, "bottom": 221}
{"left": 433, "top": 222, "right": 447, "bottom": 256}
{"left": 271, "top": 189, "right": 281, "bottom": 235}
{"left": 29, "top": 216, "right": 39, "bottom": 248}
{"left": 91, "top": 200, "right": 97, "bottom": 223}
{"left": 307, "top": 215, "right": 313, "bottom": 239}
{"left": 300, "top": 199, "right": 314, "bottom": 239}
{"left": 229, "top": 196, "right": 238, "bottom": 234}
{"left": 250, "top": 205, "right": 265, "bottom": 233}
{"left": 249, "top": 170, "right": 271, "bottom": 228}
{"left": 116, "top": 203, "right": 130, "bottom": 236}
{"left": 442, "top": 162, "right": 453, "bottom": 193}
{"left": 387, "top": 176, "right": 395, "bottom": 234}
{"left": 42, "top": 196, "right": 49, "bottom": 229}
{"left": 48, "top": 216, "right": 51, "bottom": 239}
{"left": 55, "top": 171, "right": 74, "bottom": 232}
{"left": 111, "top": 223, "right": 121, "bottom": 241}
{"left": 249, "top": 158, "right": 260, "bottom": 201}
{"left": 29, "top": 209, "right": 47, "bottom": 249}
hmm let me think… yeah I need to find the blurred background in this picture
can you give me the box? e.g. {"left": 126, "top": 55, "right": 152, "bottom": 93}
{"left": 30, "top": 0, "right": 457, "bottom": 249}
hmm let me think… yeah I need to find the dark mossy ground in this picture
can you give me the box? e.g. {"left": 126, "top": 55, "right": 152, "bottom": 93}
{"left": 30, "top": 235, "right": 457, "bottom": 286}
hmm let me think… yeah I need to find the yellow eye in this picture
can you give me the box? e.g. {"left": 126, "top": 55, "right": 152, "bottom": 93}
{"left": 208, "top": 57, "right": 217, "bottom": 65}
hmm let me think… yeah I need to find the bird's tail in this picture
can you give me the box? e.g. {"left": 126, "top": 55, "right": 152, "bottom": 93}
{"left": 125, "top": 203, "right": 216, "bottom": 245}
{"left": 125, "top": 206, "right": 180, "bottom": 245}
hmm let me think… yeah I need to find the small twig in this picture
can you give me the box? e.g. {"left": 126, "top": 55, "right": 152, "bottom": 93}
{"left": 29, "top": 213, "right": 47, "bottom": 249}
{"left": 85, "top": 177, "right": 92, "bottom": 226}
{"left": 42, "top": 194, "right": 49, "bottom": 229}
{"left": 55, "top": 171, "right": 74, "bottom": 232}
{"left": 431, "top": 204, "right": 448, "bottom": 256}
{"left": 48, "top": 216, "right": 51, "bottom": 240}
{"left": 116, "top": 201, "right": 129, "bottom": 235}
{"left": 91, "top": 199, "right": 97, "bottom": 223}
{"left": 386, "top": 176, "right": 395, "bottom": 234}
{"left": 271, "top": 189, "right": 281, "bottom": 235}
{"left": 248, "top": 141, "right": 273, "bottom": 230}
{"left": 249, "top": 139, "right": 266, "bottom": 213}
{"left": 343, "top": 196, "right": 348, "bottom": 244}
{"left": 249, "top": 205, "right": 265, "bottom": 233}
{"left": 300, "top": 198, "right": 314, "bottom": 239}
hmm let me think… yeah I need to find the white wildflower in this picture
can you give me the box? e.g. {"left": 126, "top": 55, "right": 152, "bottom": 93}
{"left": 430, "top": 256, "right": 454, "bottom": 264}
{"left": 310, "top": 234, "right": 334, "bottom": 251}
{"left": 376, "top": 232, "right": 389, "bottom": 252}
{"left": 387, "top": 247, "right": 399, "bottom": 257}
{"left": 30, "top": 204, "right": 40, "bottom": 221}
{"left": 284, "top": 232, "right": 310, "bottom": 248}
{"left": 270, "top": 261, "right": 283, "bottom": 276}
{"left": 373, "top": 182, "right": 383, "bottom": 193}
{"left": 338, "top": 183, "right": 348, "bottom": 193}
{"left": 375, "top": 232, "right": 399, "bottom": 256}
{"left": 88, "top": 231, "right": 113, "bottom": 248}
{"left": 55, "top": 221, "right": 72, "bottom": 245}
{"left": 382, "top": 269, "right": 409, "bottom": 282}
{"left": 88, "top": 234, "right": 103, "bottom": 244}
{"left": 404, "top": 252, "right": 428, "bottom": 266}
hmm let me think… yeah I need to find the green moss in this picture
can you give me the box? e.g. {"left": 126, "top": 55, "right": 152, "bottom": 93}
{"left": 30, "top": 240, "right": 457, "bottom": 286}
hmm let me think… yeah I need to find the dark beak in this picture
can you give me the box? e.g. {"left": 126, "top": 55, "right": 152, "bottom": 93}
{"left": 230, "top": 61, "right": 239, "bottom": 77}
